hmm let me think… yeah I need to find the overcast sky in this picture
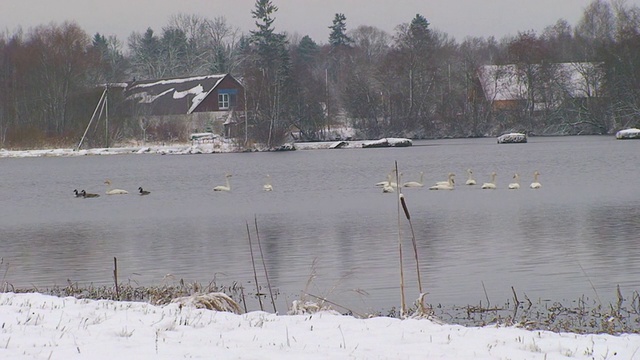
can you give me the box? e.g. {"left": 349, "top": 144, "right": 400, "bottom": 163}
{"left": 4, "top": 0, "right": 640, "bottom": 46}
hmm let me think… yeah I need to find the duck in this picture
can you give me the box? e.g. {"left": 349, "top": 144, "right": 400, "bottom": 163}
{"left": 402, "top": 172, "right": 424, "bottom": 188}
{"left": 429, "top": 173, "right": 455, "bottom": 190}
{"left": 214, "top": 173, "right": 232, "bottom": 192}
{"left": 481, "top": 172, "right": 497, "bottom": 189}
{"left": 465, "top": 169, "right": 477, "bottom": 185}
{"left": 138, "top": 187, "right": 151, "bottom": 195}
{"left": 530, "top": 171, "right": 542, "bottom": 189}
{"left": 81, "top": 190, "right": 100, "bottom": 198}
{"left": 104, "top": 179, "right": 128, "bottom": 195}
{"left": 508, "top": 173, "right": 520, "bottom": 189}
{"left": 263, "top": 175, "right": 273, "bottom": 192}
{"left": 73, "top": 189, "right": 83, "bottom": 198}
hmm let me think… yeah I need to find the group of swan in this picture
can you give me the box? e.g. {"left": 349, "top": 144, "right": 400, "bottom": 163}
{"left": 377, "top": 169, "right": 541, "bottom": 192}
{"left": 212, "top": 173, "right": 274, "bottom": 192}
{"left": 480, "top": 171, "right": 541, "bottom": 190}
{"left": 75, "top": 173, "right": 275, "bottom": 197}
{"left": 429, "top": 173, "right": 455, "bottom": 190}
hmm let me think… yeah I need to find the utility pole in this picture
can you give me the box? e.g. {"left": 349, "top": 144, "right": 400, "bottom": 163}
{"left": 105, "top": 84, "right": 109, "bottom": 148}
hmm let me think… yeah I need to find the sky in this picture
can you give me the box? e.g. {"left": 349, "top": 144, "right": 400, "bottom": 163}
{"left": 2, "top": 292, "right": 639, "bottom": 359}
{"left": 4, "top": 0, "right": 640, "bottom": 46}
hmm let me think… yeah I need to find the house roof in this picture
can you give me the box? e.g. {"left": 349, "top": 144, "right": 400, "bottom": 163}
{"left": 477, "top": 62, "right": 604, "bottom": 102}
{"left": 124, "top": 74, "right": 228, "bottom": 115}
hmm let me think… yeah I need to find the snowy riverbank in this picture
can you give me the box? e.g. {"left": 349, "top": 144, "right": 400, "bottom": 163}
{"left": 0, "top": 138, "right": 412, "bottom": 158}
{"left": 1, "top": 292, "right": 638, "bottom": 359}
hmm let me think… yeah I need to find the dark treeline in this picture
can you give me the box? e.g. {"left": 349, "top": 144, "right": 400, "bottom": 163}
{"left": 1, "top": 0, "right": 640, "bottom": 149}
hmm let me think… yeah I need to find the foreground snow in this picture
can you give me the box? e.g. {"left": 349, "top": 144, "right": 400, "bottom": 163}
{"left": 1, "top": 293, "right": 638, "bottom": 359}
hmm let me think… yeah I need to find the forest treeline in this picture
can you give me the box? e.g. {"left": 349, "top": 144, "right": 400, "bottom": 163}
{"left": 1, "top": 0, "right": 639, "bottom": 149}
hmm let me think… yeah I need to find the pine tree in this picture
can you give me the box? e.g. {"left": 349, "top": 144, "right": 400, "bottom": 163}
{"left": 245, "top": 0, "right": 291, "bottom": 147}
{"left": 328, "top": 13, "right": 351, "bottom": 48}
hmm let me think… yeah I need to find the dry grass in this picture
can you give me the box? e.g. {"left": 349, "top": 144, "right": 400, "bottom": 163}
{"left": 171, "top": 292, "right": 243, "bottom": 314}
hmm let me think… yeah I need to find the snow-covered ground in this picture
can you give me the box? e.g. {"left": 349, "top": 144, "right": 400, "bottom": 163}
{"left": 0, "top": 292, "right": 638, "bottom": 359}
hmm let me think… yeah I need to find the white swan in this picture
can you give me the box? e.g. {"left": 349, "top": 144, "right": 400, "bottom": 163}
{"left": 214, "top": 173, "right": 232, "bottom": 192}
{"left": 435, "top": 173, "right": 455, "bottom": 186}
{"left": 481, "top": 172, "right": 497, "bottom": 189}
{"left": 402, "top": 172, "right": 424, "bottom": 188}
{"left": 465, "top": 169, "right": 477, "bottom": 185}
{"left": 104, "top": 179, "right": 128, "bottom": 195}
{"left": 508, "top": 173, "right": 520, "bottom": 189}
{"left": 382, "top": 182, "right": 395, "bottom": 193}
{"left": 138, "top": 187, "right": 151, "bottom": 195}
{"left": 530, "top": 171, "right": 541, "bottom": 189}
{"left": 263, "top": 174, "right": 273, "bottom": 192}
{"left": 429, "top": 173, "right": 455, "bottom": 190}
{"left": 375, "top": 170, "right": 399, "bottom": 188}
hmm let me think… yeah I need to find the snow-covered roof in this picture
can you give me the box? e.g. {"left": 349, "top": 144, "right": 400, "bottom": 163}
{"left": 124, "top": 74, "right": 228, "bottom": 115}
{"left": 477, "top": 62, "right": 604, "bottom": 102}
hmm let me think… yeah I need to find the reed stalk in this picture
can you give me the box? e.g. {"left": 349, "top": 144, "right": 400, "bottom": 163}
{"left": 113, "top": 257, "right": 119, "bottom": 300}
{"left": 254, "top": 216, "right": 277, "bottom": 313}
{"left": 400, "top": 193, "right": 423, "bottom": 294}
{"left": 246, "top": 221, "right": 264, "bottom": 311}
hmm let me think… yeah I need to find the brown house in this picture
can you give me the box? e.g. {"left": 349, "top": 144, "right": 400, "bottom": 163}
{"left": 124, "top": 74, "right": 245, "bottom": 138}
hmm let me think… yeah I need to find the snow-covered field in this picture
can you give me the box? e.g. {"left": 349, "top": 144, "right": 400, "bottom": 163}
{"left": 0, "top": 292, "right": 638, "bottom": 359}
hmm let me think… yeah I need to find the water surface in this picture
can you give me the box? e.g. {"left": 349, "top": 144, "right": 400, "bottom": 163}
{"left": 1, "top": 136, "right": 639, "bottom": 314}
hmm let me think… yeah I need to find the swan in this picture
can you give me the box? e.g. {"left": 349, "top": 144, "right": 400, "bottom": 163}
{"left": 508, "top": 173, "right": 520, "bottom": 189}
{"left": 73, "top": 189, "right": 82, "bottom": 198}
{"left": 481, "top": 172, "right": 497, "bottom": 189}
{"left": 214, "top": 173, "right": 232, "bottom": 192}
{"left": 429, "top": 173, "right": 455, "bottom": 190}
{"left": 435, "top": 173, "right": 455, "bottom": 186}
{"left": 530, "top": 171, "right": 542, "bottom": 189}
{"left": 138, "top": 187, "right": 151, "bottom": 195}
{"left": 382, "top": 182, "right": 395, "bottom": 193}
{"left": 263, "top": 174, "right": 273, "bottom": 192}
{"left": 104, "top": 179, "right": 128, "bottom": 195}
{"left": 402, "top": 172, "right": 424, "bottom": 188}
{"left": 80, "top": 190, "right": 100, "bottom": 198}
{"left": 465, "top": 169, "right": 477, "bottom": 185}
{"left": 375, "top": 169, "right": 398, "bottom": 188}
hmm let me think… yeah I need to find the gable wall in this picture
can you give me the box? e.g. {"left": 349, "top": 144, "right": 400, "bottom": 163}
{"left": 194, "top": 76, "right": 245, "bottom": 112}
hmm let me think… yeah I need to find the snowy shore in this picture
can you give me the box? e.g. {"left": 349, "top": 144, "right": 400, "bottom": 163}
{"left": 1, "top": 292, "right": 639, "bottom": 360}
{"left": 0, "top": 138, "right": 412, "bottom": 158}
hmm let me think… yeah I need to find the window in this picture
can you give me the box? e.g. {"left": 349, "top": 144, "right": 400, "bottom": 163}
{"left": 218, "top": 93, "right": 229, "bottom": 110}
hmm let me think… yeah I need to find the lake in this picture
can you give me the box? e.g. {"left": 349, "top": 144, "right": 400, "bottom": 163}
{"left": 1, "top": 135, "right": 639, "bottom": 315}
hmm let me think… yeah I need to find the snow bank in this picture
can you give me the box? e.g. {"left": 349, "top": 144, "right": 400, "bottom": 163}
{"left": 497, "top": 132, "right": 528, "bottom": 144}
{"left": 615, "top": 128, "right": 640, "bottom": 139}
{"left": 362, "top": 138, "right": 413, "bottom": 148}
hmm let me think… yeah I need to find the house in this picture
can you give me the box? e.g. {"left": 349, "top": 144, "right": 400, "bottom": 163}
{"left": 476, "top": 62, "right": 604, "bottom": 112}
{"left": 123, "top": 74, "right": 245, "bottom": 139}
